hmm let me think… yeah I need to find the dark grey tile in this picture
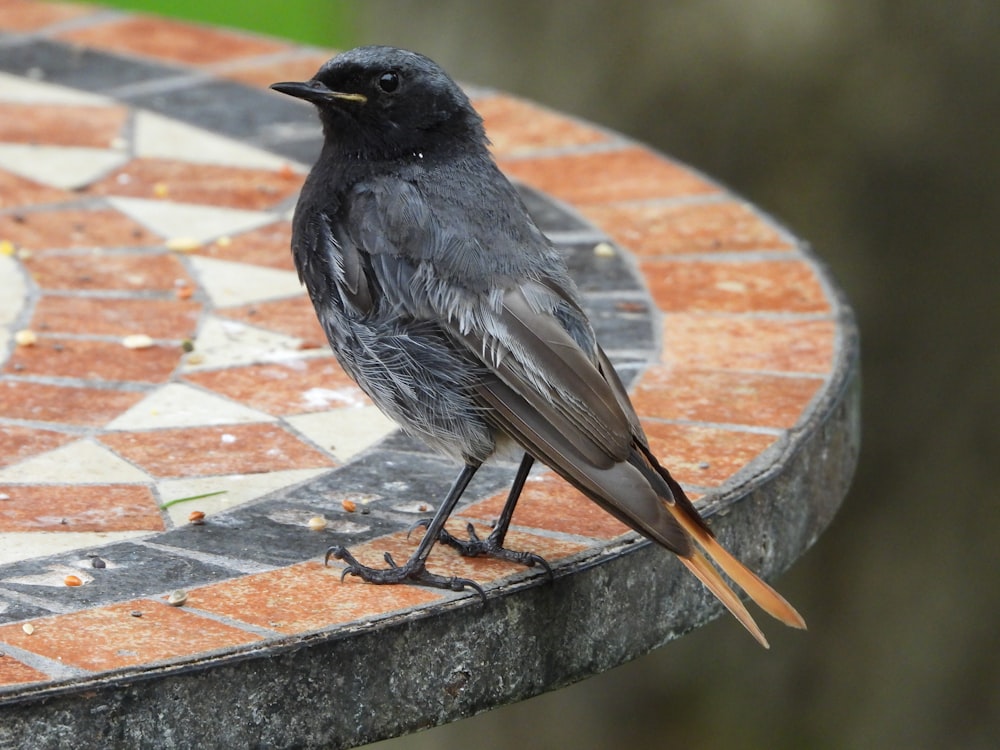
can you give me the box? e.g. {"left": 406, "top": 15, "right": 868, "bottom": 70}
{"left": 0, "top": 39, "right": 183, "bottom": 92}
{"left": 558, "top": 240, "right": 644, "bottom": 293}
{"left": 0, "top": 543, "right": 236, "bottom": 610}
{"left": 0, "top": 594, "right": 53, "bottom": 625}
{"left": 580, "top": 295, "right": 655, "bottom": 352}
{"left": 123, "top": 80, "right": 313, "bottom": 141}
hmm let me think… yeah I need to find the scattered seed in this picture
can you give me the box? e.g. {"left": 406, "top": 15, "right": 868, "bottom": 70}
{"left": 153, "top": 182, "right": 169, "bottom": 198}
{"left": 278, "top": 163, "right": 296, "bottom": 179}
{"left": 181, "top": 338, "right": 195, "bottom": 353}
{"left": 166, "top": 236, "right": 201, "bottom": 253}
{"left": 214, "top": 235, "right": 232, "bottom": 247}
{"left": 16, "top": 247, "right": 32, "bottom": 260}
{"left": 0, "top": 493, "right": 9, "bottom": 501}
{"left": 593, "top": 241, "right": 615, "bottom": 257}
{"left": 131, "top": 610, "right": 142, "bottom": 618}
{"left": 122, "top": 334, "right": 154, "bottom": 349}
{"left": 417, "top": 503, "right": 429, "bottom": 512}
{"left": 186, "top": 352, "right": 205, "bottom": 365}
{"left": 22, "top": 623, "right": 34, "bottom": 635}
{"left": 91, "top": 557, "right": 106, "bottom": 569}
{"left": 341, "top": 499, "right": 357, "bottom": 513}
{"left": 175, "top": 284, "right": 193, "bottom": 300}
{"left": 0, "top": 239, "right": 16, "bottom": 256}
{"left": 188, "top": 510, "right": 206, "bottom": 525}
{"left": 308, "top": 515, "right": 328, "bottom": 531}
{"left": 64, "top": 575, "right": 82, "bottom": 587}
{"left": 167, "top": 589, "right": 188, "bottom": 607}
{"left": 14, "top": 329, "right": 37, "bottom": 347}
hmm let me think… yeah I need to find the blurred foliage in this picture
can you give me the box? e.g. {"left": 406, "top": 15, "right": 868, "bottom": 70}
{"left": 83, "top": 0, "right": 357, "bottom": 48}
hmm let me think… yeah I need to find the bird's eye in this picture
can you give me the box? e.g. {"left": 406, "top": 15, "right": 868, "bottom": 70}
{"left": 376, "top": 71, "right": 400, "bottom": 94}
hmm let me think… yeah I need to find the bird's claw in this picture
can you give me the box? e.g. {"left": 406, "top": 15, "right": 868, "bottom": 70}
{"left": 324, "top": 544, "right": 487, "bottom": 602}
{"left": 431, "top": 525, "right": 554, "bottom": 581}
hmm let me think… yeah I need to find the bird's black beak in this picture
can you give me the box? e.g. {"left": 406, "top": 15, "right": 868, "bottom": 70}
{"left": 270, "top": 80, "right": 368, "bottom": 105}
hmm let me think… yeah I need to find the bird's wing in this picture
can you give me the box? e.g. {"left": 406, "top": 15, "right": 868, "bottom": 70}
{"left": 340, "top": 177, "right": 805, "bottom": 641}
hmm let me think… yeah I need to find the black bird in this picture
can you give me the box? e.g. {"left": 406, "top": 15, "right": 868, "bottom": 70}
{"left": 271, "top": 46, "right": 805, "bottom": 647}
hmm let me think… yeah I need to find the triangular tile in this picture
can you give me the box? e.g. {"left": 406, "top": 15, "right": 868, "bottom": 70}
{"left": 286, "top": 406, "right": 397, "bottom": 462}
{"left": 156, "top": 468, "right": 327, "bottom": 526}
{"left": 0, "top": 440, "right": 151, "bottom": 484}
{"left": 105, "top": 382, "right": 276, "bottom": 430}
{"left": 0, "top": 72, "right": 113, "bottom": 105}
{"left": 0, "top": 144, "right": 128, "bottom": 190}
{"left": 181, "top": 315, "right": 323, "bottom": 372}
{"left": 188, "top": 255, "right": 304, "bottom": 308}
{"left": 106, "top": 196, "right": 275, "bottom": 243}
{"left": 133, "top": 110, "right": 294, "bottom": 171}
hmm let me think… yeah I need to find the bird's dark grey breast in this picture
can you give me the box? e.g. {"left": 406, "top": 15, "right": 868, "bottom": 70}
{"left": 290, "top": 161, "right": 508, "bottom": 462}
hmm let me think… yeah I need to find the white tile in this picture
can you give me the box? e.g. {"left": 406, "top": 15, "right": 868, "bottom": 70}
{"left": 0, "top": 72, "right": 113, "bottom": 105}
{"left": 107, "top": 196, "right": 275, "bottom": 244}
{"left": 0, "top": 531, "right": 149, "bottom": 566}
{"left": 181, "top": 315, "right": 323, "bottom": 372}
{"left": 133, "top": 110, "right": 296, "bottom": 171}
{"left": 0, "top": 144, "right": 127, "bottom": 190}
{"left": 0, "top": 255, "right": 27, "bottom": 326}
{"left": 106, "top": 382, "right": 276, "bottom": 430}
{"left": 0, "top": 439, "right": 151, "bottom": 484}
{"left": 287, "top": 406, "right": 397, "bottom": 462}
{"left": 188, "top": 255, "right": 303, "bottom": 308}
{"left": 156, "top": 468, "right": 327, "bottom": 526}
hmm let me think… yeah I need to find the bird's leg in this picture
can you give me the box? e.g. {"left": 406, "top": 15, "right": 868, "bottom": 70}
{"left": 418, "top": 453, "right": 552, "bottom": 578}
{"left": 327, "top": 462, "right": 486, "bottom": 600}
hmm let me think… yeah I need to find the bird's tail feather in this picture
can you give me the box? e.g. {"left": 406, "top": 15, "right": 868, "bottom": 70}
{"left": 679, "top": 548, "right": 770, "bottom": 648}
{"left": 668, "top": 502, "right": 807, "bottom": 631}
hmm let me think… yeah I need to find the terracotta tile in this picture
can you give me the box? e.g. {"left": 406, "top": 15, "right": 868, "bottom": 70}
{"left": 472, "top": 95, "right": 610, "bottom": 156}
{"left": 0, "top": 655, "right": 49, "bottom": 687}
{"left": 31, "top": 296, "right": 201, "bottom": 339}
{"left": 0, "top": 425, "right": 75, "bottom": 469}
{"left": 219, "top": 52, "right": 337, "bottom": 88}
{"left": 342, "top": 523, "right": 589, "bottom": 588}
{"left": 0, "top": 0, "right": 95, "bottom": 32}
{"left": 193, "top": 221, "right": 295, "bottom": 271}
{"left": 642, "top": 259, "right": 831, "bottom": 314}
{"left": 22, "top": 251, "right": 192, "bottom": 292}
{"left": 0, "top": 380, "right": 143, "bottom": 427}
{"left": 459, "top": 472, "right": 632, "bottom": 540}
{"left": 0, "top": 208, "right": 160, "bottom": 252}
{"left": 498, "top": 147, "right": 720, "bottom": 205}
{"left": 5, "top": 337, "right": 180, "bottom": 383}
{"left": 184, "top": 357, "right": 370, "bottom": 416}
{"left": 190, "top": 561, "right": 443, "bottom": 634}
{"left": 220, "top": 296, "right": 326, "bottom": 347}
{"left": 0, "top": 169, "right": 75, "bottom": 210}
{"left": 85, "top": 158, "right": 302, "bottom": 211}
{"left": 0, "top": 600, "right": 263, "bottom": 672}
{"left": 99, "top": 423, "right": 336, "bottom": 478}
{"left": 640, "top": 422, "right": 776, "bottom": 487}
{"left": 631, "top": 366, "right": 824, "bottom": 429}
{"left": 0, "top": 485, "right": 164, "bottom": 533}
{"left": 58, "top": 16, "right": 290, "bottom": 68}
{"left": 581, "top": 200, "right": 794, "bottom": 257}
{"left": 662, "top": 314, "right": 836, "bottom": 373}
{"left": 0, "top": 103, "right": 128, "bottom": 148}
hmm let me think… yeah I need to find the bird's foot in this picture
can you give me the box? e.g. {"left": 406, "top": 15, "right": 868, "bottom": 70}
{"left": 410, "top": 520, "right": 553, "bottom": 580}
{"left": 325, "top": 545, "right": 487, "bottom": 601}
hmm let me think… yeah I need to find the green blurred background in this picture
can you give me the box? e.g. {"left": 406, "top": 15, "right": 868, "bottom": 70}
{"left": 94, "top": 1, "right": 1000, "bottom": 748}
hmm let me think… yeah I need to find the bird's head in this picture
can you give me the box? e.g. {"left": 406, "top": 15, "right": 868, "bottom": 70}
{"left": 271, "top": 46, "right": 487, "bottom": 162}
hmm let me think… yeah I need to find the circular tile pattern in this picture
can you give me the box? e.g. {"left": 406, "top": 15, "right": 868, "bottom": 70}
{"left": 0, "top": 4, "right": 859, "bottom": 747}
